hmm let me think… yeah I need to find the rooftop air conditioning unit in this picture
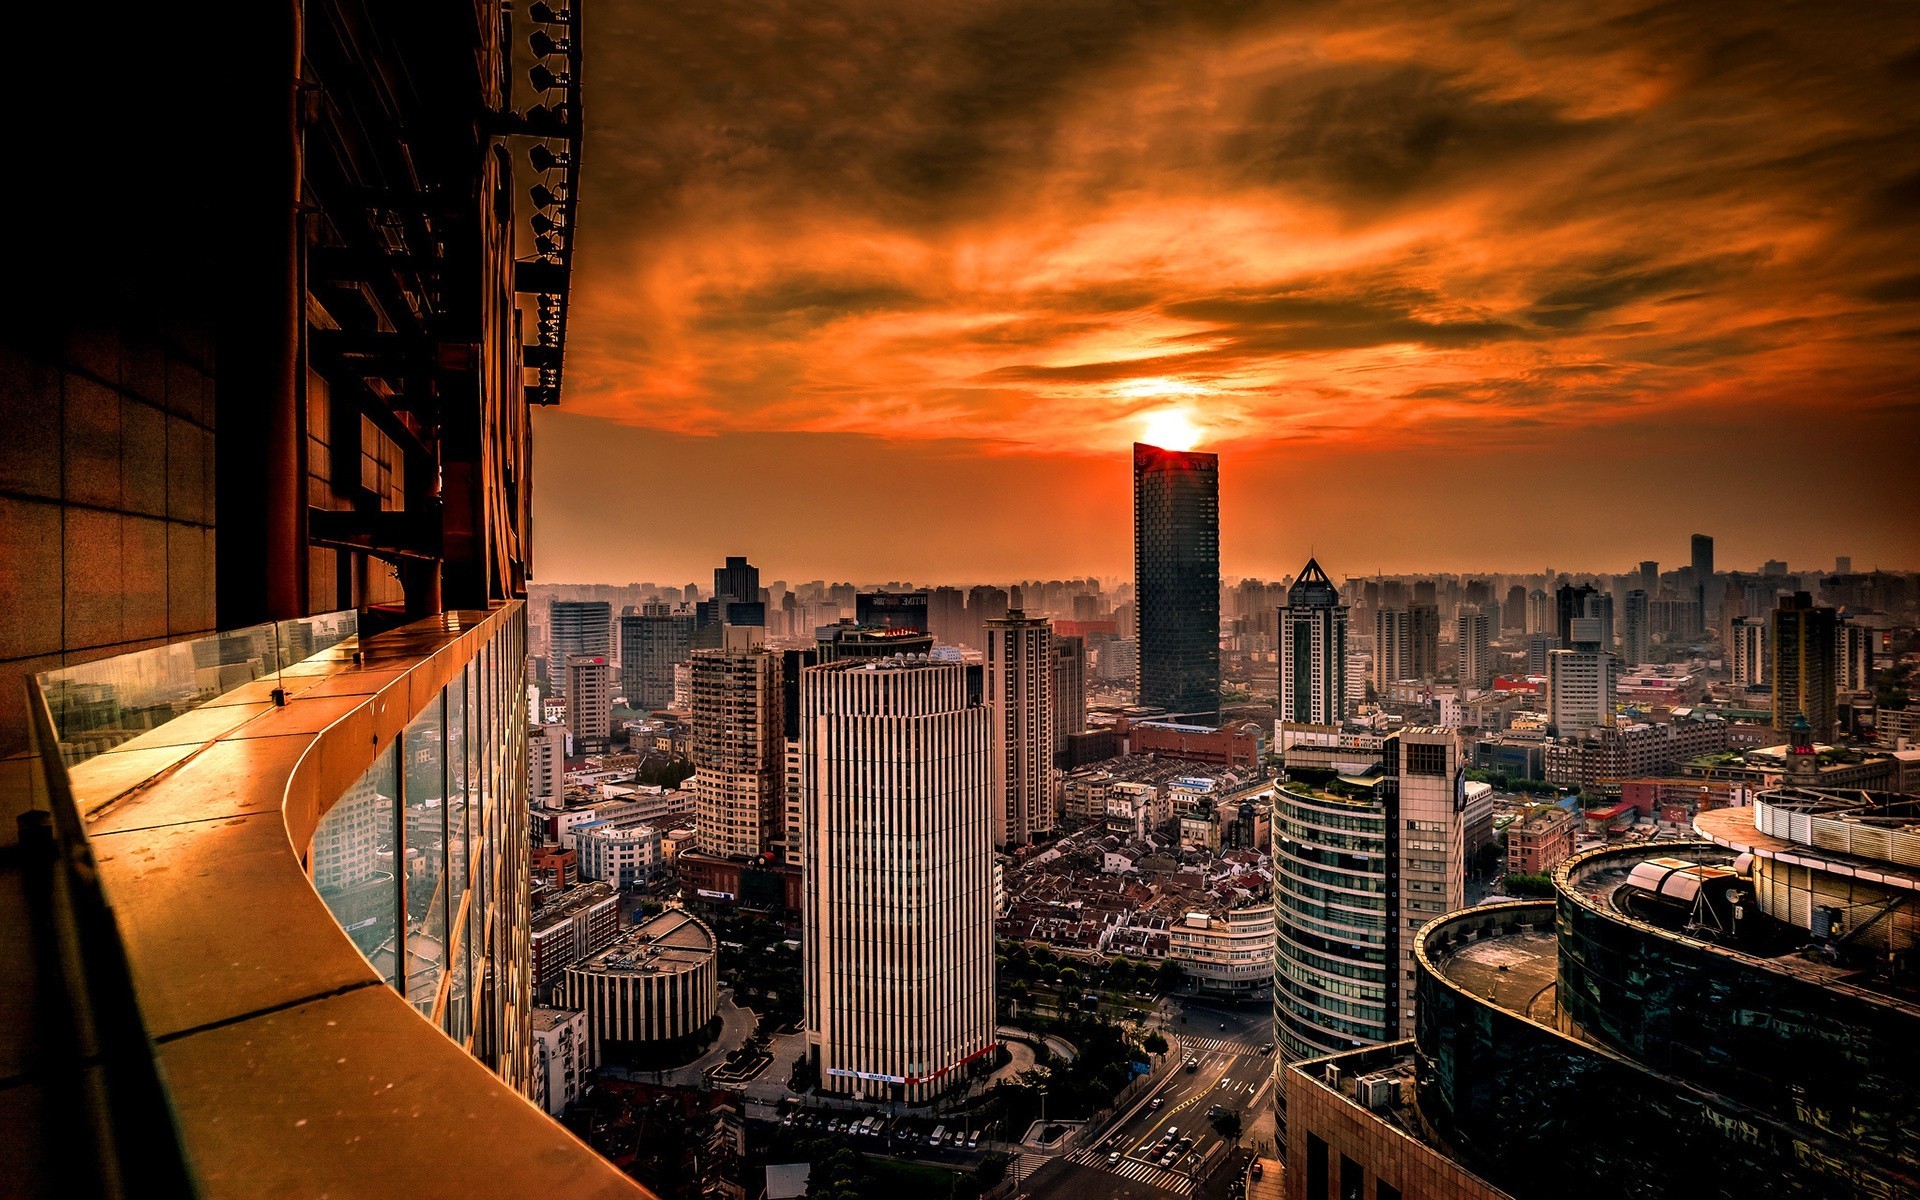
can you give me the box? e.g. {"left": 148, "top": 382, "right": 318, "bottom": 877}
{"left": 1357, "top": 1073, "right": 1396, "bottom": 1111}
{"left": 1325, "top": 1065, "right": 1344, "bottom": 1088}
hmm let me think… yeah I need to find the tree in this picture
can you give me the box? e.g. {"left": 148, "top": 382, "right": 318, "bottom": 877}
{"left": 1155, "top": 960, "right": 1186, "bottom": 993}
{"left": 975, "top": 1153, "right": 1009, "bottom": 1188}
{"left": 1143, "top": 1031, "right": 1168, "bottom": 1055}
{"left": 1210, "top": 1108, "right": 1242, "bottom": 1139}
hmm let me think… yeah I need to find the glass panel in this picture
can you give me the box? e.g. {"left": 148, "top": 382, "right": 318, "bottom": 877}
{"left": 403, "top": 693, "right": 447, "bottom": 1014}
{"left": 312, "top": 738, "right": 399, "bottom": 985}
{"left": 446, "top": 920, "right": 472, "bottom": 1045}
{"left": 448, "top": 672, "right": 469, "bottom": 958}
{"left": 35, "top": 610, "right": 357, "bottom": 766}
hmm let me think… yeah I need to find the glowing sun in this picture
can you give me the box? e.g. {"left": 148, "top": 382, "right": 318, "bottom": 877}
{"left": 1140, "top": 407, "right": 1204, "bottom": 451}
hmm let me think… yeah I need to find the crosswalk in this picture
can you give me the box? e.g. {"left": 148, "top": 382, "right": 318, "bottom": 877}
{"left": 1178, "top": 1036, "right": 1252, "bottom": 1054}
{"left": 1012, "top": 1152, "right": 1054, "bottom": 1183}
{"left": 1068, "top": 1148, "right": 1195, "bottom": 1195}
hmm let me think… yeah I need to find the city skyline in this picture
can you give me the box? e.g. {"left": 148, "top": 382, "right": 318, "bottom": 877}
{"left": 533, "top": 0, "right": 1920, "bottom": 583}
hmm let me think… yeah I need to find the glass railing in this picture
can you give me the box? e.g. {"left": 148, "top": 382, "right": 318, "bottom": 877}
{"left": 34, "top": 610, "right": 358, "bottom": 767}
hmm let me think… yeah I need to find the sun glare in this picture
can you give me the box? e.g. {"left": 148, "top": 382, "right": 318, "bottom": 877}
{"left": 1140, "top": 407, "right": 1204, "bottom": 451}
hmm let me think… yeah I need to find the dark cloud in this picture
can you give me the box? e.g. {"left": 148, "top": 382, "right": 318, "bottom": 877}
{"left": 1222, "top": 64, "right": 1607, "bottom": 205}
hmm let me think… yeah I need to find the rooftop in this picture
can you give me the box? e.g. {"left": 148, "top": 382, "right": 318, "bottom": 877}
{"left": 1430, "top": 928, "right": 1559, "bottom": 1024}
{"left": 577, "top": 909, "right": 715, "bottom": 976}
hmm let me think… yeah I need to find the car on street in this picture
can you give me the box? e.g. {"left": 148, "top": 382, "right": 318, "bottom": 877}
{"left": 1185, "top": 1057, "right": 1199, "bottom": 1072}
{"left": 1150, "top": 1097, "right": 1164, "bottom": 1109}
{"left": 1108, "top": 1152, "right": 1122, "bottom": 1165}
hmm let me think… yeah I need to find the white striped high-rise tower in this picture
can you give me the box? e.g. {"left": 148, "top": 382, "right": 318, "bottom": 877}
{"left": 801, "top": 656, "right": 994, "bottom": 1104}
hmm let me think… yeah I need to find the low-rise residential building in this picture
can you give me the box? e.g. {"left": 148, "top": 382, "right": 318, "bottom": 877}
{"left": 1505, "top": 806, "right": 1576, "bottom": 876}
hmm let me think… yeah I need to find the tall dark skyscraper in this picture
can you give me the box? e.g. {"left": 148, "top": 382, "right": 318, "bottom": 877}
{"left": 1555, "top": 582, "right": 1598, "bottom": 648}
{"left": 1133, "top": 442, "right": 1220, "bottom": 722}
{"left": 1408, "top": 603, "right": 1442, "bottom": 681}
{"left": 1692, "top": 533, "right": 1715, "bottom": 579}
{"left": 1771, "top": 591, "right": 1838, "bottom": 740}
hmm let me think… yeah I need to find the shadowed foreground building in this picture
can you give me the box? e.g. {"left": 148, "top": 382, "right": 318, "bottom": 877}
{"left": 1282, "top": 790, "right": 1920, "bottom": 1200}
{"left": 0, "top": 1, "right": 661, "bottom": 1196}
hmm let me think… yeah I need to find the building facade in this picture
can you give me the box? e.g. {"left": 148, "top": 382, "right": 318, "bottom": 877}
{"left": 1134, "top": 442, "right": 1221, "bottom": 722}
{"left": 530, "top": 1007, "right": 594, "bottom": 1119}
{"left": 1547, "top": 644, "right": 1615, "bottom": 735}
{"left": 801, "top": 658, "right": 996, "bottom": 1104}
{"left": 986, "top": 610, "right": 1056, "bottom": 847}
{"left": 1052, "top": 634, "right": 1087, "bottom": 752}
{"left": 1168, "top": 904, "right": 1276, "bottom": 998}
{"left": 1730, "top": 615, "right": 1768, "bottom": 686}
{"left": 1455, "top": 606, "right": 1492, "bottom": 689}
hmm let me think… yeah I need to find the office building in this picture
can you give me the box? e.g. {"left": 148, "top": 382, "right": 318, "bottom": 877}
{"left": 1623, "top": 588, "right": 1651, "bottom": 666}
{"left": 549, "top": 601, "right": 613, "bottom": 700}
{"left": 1692, "top": 532, "right": 1715, "bottom": 579}
{"left": 965, "top": 585, "right": 1010, "bottom": 647}
{"left": 1134, "top": 442, "right": 1221, "bottom": 722}
{"left": 691, "top": 629, "right": 784, "bottom": 860}
{"left": 1506, "top": 806, "right": 1576, "bottom": 875}
{"left": 1455, "top": 606, "right": 1492, "bottom": 689}
{"left": 1638, "top": 560, "right": 1660, "bottom": 593}
{"left": 1408, "top": 603, "right": 1442, "bottom": 681}
{"left": 1168, "top": 904, "right": 1277, "bottom": 999}
{"left": 1526, "top": 632, "right": 1560, "bottom": 676}
{"left": 856, "top": 590, "right": 930, "bottom": 632}
{"left": 1503, "top": 584, "right": 1528, "bottom": 633}
{"left": 1277, "top": 558, "right": 1349, "bottom": 725}
{"left": 1283, "top": 791, "right": 1920, "bottom": 1200}
{"left": 1730, "top": 616, "right": 1768, "bottom": 686}
{"left": 928, "top": 586, "right": 969, "bottom": 644}
{"left": 1772, "top": 591, "right": 1838, "bottom": 739}
{"left": 562, "top": 909, "right": 719, "bottom": 1063}
{"left": 576, "top": 824, "right": 662, "bottom": 889}
{"left": 986, "top": 610, "right": 1055, "bottom": 847}
{"left": 801, "top": 658, "right": 995, "bottom": 1104}
{"left": 1526, "top": 588, "right": 1552, "bottom": 635}
{"left": 1548, "top": 639, "right": 1616, "bottom": 735}
{"left": 1555, "top": 582, "right": 1599, "bottom": 648}
{"left": 1373, "top": 608, "right": 1414, "bottom": 689}
{"left": 816, "top": 620, "right": 936, "bottom": 662}
{"left": 565, "top": 653, "right": 612, "bottom": 754}
{"left": 1052, "top": 635, "right": 1087, "bottom": 753}
{"left": 619, "top": 602, "right": 694, "bottom": 710}
{"left": 1271, "top": 728, "right": 1465, "bottom": 1059}
{"left": 530, "top": 883, "right": 621, "bottom": 999}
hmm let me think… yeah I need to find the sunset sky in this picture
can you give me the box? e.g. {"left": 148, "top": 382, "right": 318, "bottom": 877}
{"left": 533, "top": 0, "right": 1920, "bottom": 585}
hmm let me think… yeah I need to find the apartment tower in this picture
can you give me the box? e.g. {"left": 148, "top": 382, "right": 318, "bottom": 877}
{"left": 691, "top": 627, "right": 785, "bottom": 860}
{"left": 986, "top": 610, "right": 1055, "bottom": 847}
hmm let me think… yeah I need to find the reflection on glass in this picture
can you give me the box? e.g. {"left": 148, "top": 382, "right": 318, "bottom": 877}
{"left": 446, "top": 668, "right": 470, "bottom": 1038}
{"left": 404, "top": 695, "right": 447, "bottom": 1014}
{"left": 312, "top": 739, "right": 398, "bottom": 985}
{"left": 35, "top": 610, "right": 357, "bottom": 766}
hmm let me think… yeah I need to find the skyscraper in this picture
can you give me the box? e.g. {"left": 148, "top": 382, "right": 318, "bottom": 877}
{"left": 1638, "top": 561, "right": 1660, "bottom": 593}
{"left": 1455, "top": 606, "right": 1492, "bottom": 689}
{"left": 691, "top": 628, "right": 784, "bottom": 861}
{"left": 1692, "top": 533, "right": 1715, "bottom": 580}
{"left": 1409, "top": 603, "right": 1442, "bottom": 681}
{"left": 1133, "top": 442, "right": 1220, "bottom": 722}
{"left": 1772, "top": 591, "right": 1838, "bottom": 739}
{"left": 1277, "top": 558, "right": 1348, "bottom": 725}
{"left": 801, "top": 658, "right": 994, "bottom": 1104}
{"left": 549, "top": 600, "right": 612, "bottom": 698}
{"left": 1373, "top": 609, "right": 1414, "bottom": 690}
{"left": 1555, "top": 583, "right": 1598, "bottom": 648}
{"left": 619, "top": 602, "right": 694, "bottom": 710}
{"left": 1838, "top": 618, "right": 1875, "bottom": 694}
{"left": 566, "top": 653, "right": 612, "bottom": 754}
{"left": 1624, "top": 589, "right": 1651, "bottom": 666}
{"left": 985, "top": 610, "right": 1054, "bottom": 847}
{"left": 1503, "top": 584, "right": 1528, "bottom": 633}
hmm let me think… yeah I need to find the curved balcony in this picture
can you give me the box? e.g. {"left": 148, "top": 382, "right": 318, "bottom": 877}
{"left": 6, "top": 604, "right": 648, "bottom": 1199}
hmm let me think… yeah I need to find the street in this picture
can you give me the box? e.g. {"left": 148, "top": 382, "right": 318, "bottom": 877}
{"left": 1051, "top": 997, "right": 1274, "bottom": 1197}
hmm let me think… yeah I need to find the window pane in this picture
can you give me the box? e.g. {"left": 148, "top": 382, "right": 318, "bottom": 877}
{"left": 403, "top": 693, "right": 447, "bottom": 1014}
{"left": 313, "top": 739, "right": 399, "bottom": 986}
{"left": 448, "top": 674, "right": 469, "bottom": 950}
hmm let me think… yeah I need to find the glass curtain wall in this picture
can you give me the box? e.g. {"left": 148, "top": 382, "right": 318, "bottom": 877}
{"left": 310, "top": 609, "right": 528, "bottom": 1086}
